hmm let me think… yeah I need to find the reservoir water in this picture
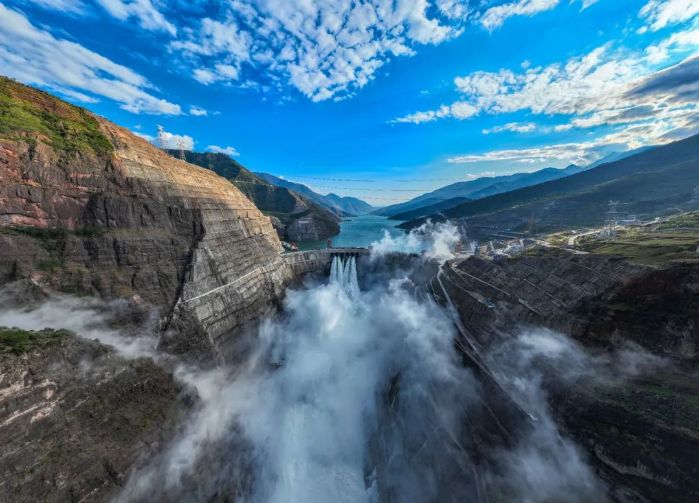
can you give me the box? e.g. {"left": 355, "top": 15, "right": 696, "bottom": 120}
{"left": 298, "top": 214, "right": 405, "bottom": 250}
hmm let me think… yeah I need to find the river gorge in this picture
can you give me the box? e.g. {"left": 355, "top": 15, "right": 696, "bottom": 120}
{"left": 1, "top": 78, "right": 698, "bottom": 503}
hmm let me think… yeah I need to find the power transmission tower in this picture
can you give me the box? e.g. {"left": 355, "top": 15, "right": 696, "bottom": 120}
{"left": 692, "top": 186, "right": 699, "bottom": 204}
{"left": 604, "top": 201, "right": 619, "bottom": 237}
{"left": 156, "top": 125, "right": 166, "bottom": 151}
{"left": 177, "top": 138, "right": 186, "bottom": 161}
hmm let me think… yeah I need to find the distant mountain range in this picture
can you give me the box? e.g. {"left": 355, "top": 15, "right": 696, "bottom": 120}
{"left": 255, "top": 172, "right": 374, "bottom": 217}
{"left": 375, "top": 148, "right": 654, "bottom": 222}
{"left": 374, "top": 165, "right": 585, "bottom": 219}
{"left": 399, "top": 134, "right": 699, "bottom": 234}
{"left": 171, "top": 151, "right": 340, "bottom": 242}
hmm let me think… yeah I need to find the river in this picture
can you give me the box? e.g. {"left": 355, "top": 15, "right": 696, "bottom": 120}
{"left": 298, "top": 214, "right": 405, "bottom": 250}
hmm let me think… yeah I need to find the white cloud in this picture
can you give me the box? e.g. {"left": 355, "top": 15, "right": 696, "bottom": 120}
{"left": 480, "top": 0, "right": 595, "bottom": 30}
{"left": 152, "top": 129, "right": 194, "bottom": 150}
{"left": 480, "top": 0, "right": 560, "bottom": 30}
{"left": 392, "top": 27, "right": 699, "bottom": 164}
{"left": 640, "top": 0, "right": 699, "bottom": 31}
{"left": 207, "top": 145, "right": 240, "bottom": 157}
{"left": 25, "top": 0, "right": 84, "bottom": 13}
{"left": 465, "top": 171, "right": 498, "bottom": 179}
{"left": 448, "top": 114, "right": 698, "bottom": 166}
{"left": 189, "top": 106, "right": 208, "bottom": 116}
{"left": 645, "top": 26, "right": 699, "bottom": 63}
{"left": 172, "top": 0, "right": 464, "bottom": 101}
{"left": 483, "top": 122, "right": 537, "bottom": 134}
{"left": 96, "top": 0, "right": 176, "bottom": 35}
{"left": 0, "top": 4, "right": 181, "bottom": 115}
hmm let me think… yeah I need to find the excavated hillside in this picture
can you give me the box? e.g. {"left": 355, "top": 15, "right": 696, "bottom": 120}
{"left": 428, "top": 248, "right": 699, "bottom": 501}
{"left": 0, "top": 77, "right": 293, "bottom": 361}
{"left": 173, "top": 151, "right": 341, "bottom": 242}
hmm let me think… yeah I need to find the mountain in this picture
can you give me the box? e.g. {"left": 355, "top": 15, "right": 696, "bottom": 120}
{"left": 0, "top": 76, "right": 298, "bottom": 352}
{"left": 390, "top": 197, "right": 472, "bottom": 222}
{"left": 173, "top": 152, "right": 340, "bottom": 242}
{"left": 400, "top": 133, "right": 699, "bottom": 234}
{"left": 374, "top": 165, "right": 584, "bottom": 218}
{"left": 255, "top": 172, "right": 374, "bottom": 216}
{"left": 586, "top": 146, "right": 653, "bottom": 169}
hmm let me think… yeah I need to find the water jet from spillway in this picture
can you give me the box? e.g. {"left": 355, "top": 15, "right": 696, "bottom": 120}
{"left": 329, "top": 255, "right": 360, "bottom": 299}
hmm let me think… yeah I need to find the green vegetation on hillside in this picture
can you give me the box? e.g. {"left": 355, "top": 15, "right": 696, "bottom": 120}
{"left": 0, "top": 77, "right": 112, "bottom": 156}
{"left": 579, "top": 212, "right": 699, "bottom": 266}
{"left": 0, "top": 327, "right": 71, "bottom": 355}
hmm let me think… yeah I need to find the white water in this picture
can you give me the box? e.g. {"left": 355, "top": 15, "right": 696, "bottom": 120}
{"left": 329, "top": 255, "right": 360, "bottom": 299}
{"left": 0, "top": 224, "right": 664, "bottom": 502}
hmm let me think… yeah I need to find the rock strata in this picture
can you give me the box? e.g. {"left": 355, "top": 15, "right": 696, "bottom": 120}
{"left": 432, "top": 248, "right": 699, "bottom": 501}
{"left": 0, "top": 78, "right": 294, "bottom": 361}
{"left": 0, "top": 328, "right": 189, "bottom": 502}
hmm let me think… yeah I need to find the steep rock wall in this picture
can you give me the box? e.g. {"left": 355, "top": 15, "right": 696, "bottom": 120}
{"left": 431, "top": 249, "right": 699, "bottom": 501}
{"left": 0, "top": 330, "right": 189, "bottom": 502}
{"left": 0, "top": 79, "right": 293, "bottom": 360}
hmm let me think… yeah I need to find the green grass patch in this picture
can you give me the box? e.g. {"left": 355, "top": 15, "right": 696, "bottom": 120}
{"left": 0, "top": 77, "right": 112, "bottom": 156}
{"left": 580, "top": 226, "right": 699, "bottom": 266}
{"left": 0, "top": 327, "right": 71, "bottom": 355}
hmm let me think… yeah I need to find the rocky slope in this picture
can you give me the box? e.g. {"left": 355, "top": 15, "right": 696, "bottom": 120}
{"left": 429, "top": 249, "right": 699, "bottom": 501}
{"left": 0, "top": 77, "right": 293, "bottom": 361}
{"left": 177, "top": 151, "right": 340, "bottom": 243}
{"left": 0, "top": 326, "right": 190, "bottom": 502}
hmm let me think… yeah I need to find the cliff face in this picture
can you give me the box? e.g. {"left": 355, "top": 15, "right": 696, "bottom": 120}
{"left": 0, "top": 328, "right": 189, "bottom": 502}
{"left": 179, "top": 151, "right": 341, "bottom": 243}
{"left": 432, "top": 249, "right": 699, "bottom": 501}
{"left": 0, "top": 78, "right": 293, "bottom": 360}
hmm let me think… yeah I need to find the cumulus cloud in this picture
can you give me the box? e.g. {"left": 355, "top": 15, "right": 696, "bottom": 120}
{"left": 140, "top": 128, "right": 195, "bottom": 149}
{"left": 96, "top": 0, "right": 176, "bottom": 35}
{"left": 630, "top": 54, "right": 699, "bottom": 102}
{"left": 480, "top": 0, "right": 560, "bottom": 30}
{"left": 640, "top": 0, "right": 699, "bottom": 31}
{"left": 189, "top": 105, "right": 208, "bottom": 116}
{"left": 394, "top": 29, "right": 699, "bottom": 165}
{"left": 207, "top": 145, "right": 240, "bottom": 157}
{"left": 171, "top": 1, "right": 465, "bottom": 101}
{"left": 0, "top": 4, "right": 181, "bottom": 115}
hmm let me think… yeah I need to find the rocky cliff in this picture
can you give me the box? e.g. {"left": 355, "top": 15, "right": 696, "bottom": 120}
{"left": 0, "top": 326, "right": 190, "bottom": 502}
{"left": 177, "top": 151, "right": 340, "bottom": 243}
{"left": 0, "top": 77, "right": 293, "bottom": 361}
{"left": 431, "top": 249, "right": 699, "bottom": 501}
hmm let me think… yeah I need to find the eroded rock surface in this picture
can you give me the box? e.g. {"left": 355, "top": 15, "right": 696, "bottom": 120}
{"left": 0, "top": 78, "right": 293, "bottom": 361}
{"left": 0, "top": 328, "right": 190, "bottom": 502}
{"left": 432, "top": 249, "right": 699, "bottom": 501}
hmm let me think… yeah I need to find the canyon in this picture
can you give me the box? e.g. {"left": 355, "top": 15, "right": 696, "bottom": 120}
{"left": 1, "top": 80, "right": 698, "bottom": 502}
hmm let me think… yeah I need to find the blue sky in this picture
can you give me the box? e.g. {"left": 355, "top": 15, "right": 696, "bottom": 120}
{"left": 1, "top": 0, "right": 698, "bottom": 205}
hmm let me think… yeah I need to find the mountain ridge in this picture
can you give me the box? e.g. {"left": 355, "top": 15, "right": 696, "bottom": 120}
{"left": 374, "top": 165, "right": 584, "bottom": 218}
{"left": 400, "top": 133, "right": 699, "bottom": 233}
{"left": 255, "top": 172, "right": 374, "bottom": 216}
{"left": 170, "top": 151, "right": 341, "bottom": 243}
